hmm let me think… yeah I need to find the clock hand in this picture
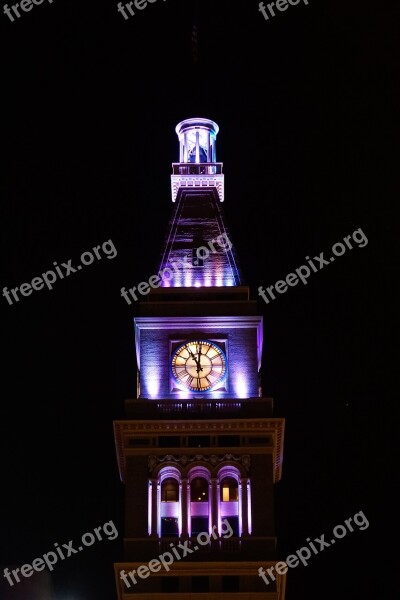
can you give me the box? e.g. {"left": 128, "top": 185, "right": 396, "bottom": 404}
{"left": 188, "top": 349, "right": 198, "bottom": 363}
{"left": 196, "top": 344, "right": 203, "bottom": 372}
{"left": 188, "top": 348, "right": 203, "bottom": 372}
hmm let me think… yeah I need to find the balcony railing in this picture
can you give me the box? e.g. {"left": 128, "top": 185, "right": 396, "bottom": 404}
{"left": 121, "top": 594, "right": 281, "bottom": 600}
{"left": 172, "top": 162, "right": 223, "bottom": 176}
{"left": 124, "top": 536, "right": 277, "bottom": 561}
{"left": 158, "top": 536, "right": 242, "bottom": 554}
{"left": 125, "top": 398, "right": 273, "bottom": 419}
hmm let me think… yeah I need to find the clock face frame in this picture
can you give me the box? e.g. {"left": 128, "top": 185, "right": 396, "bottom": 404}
{"left": 171, "top": 339, "right": 227, "bottom": 393}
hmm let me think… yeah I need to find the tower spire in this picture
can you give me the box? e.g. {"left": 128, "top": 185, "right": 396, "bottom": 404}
{"left": 191, "top": 0, "right": 199, "bottom": 66}
{"left": 158, "top": 117, "right": 242, "bottom": 288}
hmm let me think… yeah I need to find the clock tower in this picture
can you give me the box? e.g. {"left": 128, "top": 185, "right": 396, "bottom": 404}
{"left": 114, "top": 118, "right": 286, "bottom": 599}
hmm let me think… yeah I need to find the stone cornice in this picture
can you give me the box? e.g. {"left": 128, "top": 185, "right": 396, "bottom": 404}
{"left": 114, "top": 418, "right": 284, "bottom": 484}
{"left": 148, "top": 453, "right": 251, "bottom": 474}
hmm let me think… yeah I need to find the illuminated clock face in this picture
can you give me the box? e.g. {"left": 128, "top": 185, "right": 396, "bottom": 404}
{"left": 171, "top": 340, "right": 227, "bottom": 392}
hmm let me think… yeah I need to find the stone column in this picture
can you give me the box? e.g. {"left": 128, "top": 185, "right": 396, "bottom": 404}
{"left": 210, "top": 478, "right": 219, "bottom": 535}
{"left": 240, "top": 477, "right": 250, "bottom": 536}
{"left": 181, "top": 478, "right": 189, "bottom": 537}
{"left": 150, "top": 478, "right": 158, "bottom": 536}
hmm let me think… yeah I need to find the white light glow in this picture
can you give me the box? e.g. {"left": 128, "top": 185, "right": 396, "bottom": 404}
{"left": 146, "top": 369, "right": 161, "bottom": 398}
{"left": 234, "top": 373, "right": 248, "bottom": 398}
{"left": 247, "top": 480, "right": 253, "bottom": 534}
{"left": 238, "top": 480, "right": 243, "bottom": 537}
{"left": 156, "top": 482, "right": 161, "bottom": 537}
{"left": 178, "top": 482, "right": 182, "bottom": 536}
{"left": 184, "top": 271, "right": 193, "bottom": 287}
{"left": 148, "top": 481, "right": 152, "bottom": 536}
{"left": 173, "top": 270, "right": 182, "bottom": 287}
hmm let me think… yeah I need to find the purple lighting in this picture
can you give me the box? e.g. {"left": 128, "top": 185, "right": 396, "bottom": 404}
{"left": 157, "top": 116, "right": 243, "bottom": 288}
{"left": 148, "top": 480, "right": 152, "bottom": 536}
{"left": 171, "top": 118, "right": 224, "bottom": 202}
{"left": 158, "top": 269, "right": 237, "bottom": 289}
{"left": 134, "top": 316, "right": 263, "bottom": 400}
{"left": 247, "top": 480, "right": 253, "bottom": 535}
{"left": 175, "top": 118, "right": 219, "bottom": 165}
{"left": 217, "top": 466, "right": 241, "bottom": 537}
{"left": 157, "top": 468, "right": 182, "bottom": 537}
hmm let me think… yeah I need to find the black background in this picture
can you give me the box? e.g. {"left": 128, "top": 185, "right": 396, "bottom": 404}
{"left": 1, "top": 0, "right": 398, "bottom": 598}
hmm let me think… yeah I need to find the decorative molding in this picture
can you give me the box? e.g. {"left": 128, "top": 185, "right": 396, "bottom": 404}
{"left": 171, "top": 174, "right": 225, "bottom": 202}
{"left": 114, "top": 418, "right": 284, "bottom": 483}
{"left": 115, "top": 561, "right": 287, "bottom": 600}
{"left": 148, "top": 453, "right": 251, "bottom": 473}
{"left": 115, "top": 418, "right": 281, "bottom": 432}
{"left": 134, "top": 315, "right": 263, "bottom": 330}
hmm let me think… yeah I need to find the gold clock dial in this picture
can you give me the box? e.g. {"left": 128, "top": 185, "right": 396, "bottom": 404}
{"left": 171, "top": 340, "right": 227, "bottom": 392}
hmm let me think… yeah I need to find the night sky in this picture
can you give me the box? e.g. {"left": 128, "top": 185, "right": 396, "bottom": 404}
{"left": 1, "top": 0, "right": 397, "bottom": 598}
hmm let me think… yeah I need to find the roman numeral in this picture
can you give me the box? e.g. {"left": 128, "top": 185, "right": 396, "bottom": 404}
{"left": 195, "top": 377, "right": 211, "bottom": 390}
{"left": 206, "top": 372, "right": 222, "bottom": 386}
{"left": 176, "top": 370, "right": 188, "bottom": 380}
{"left": 206, "top": 344, "right": 219, "bottom": 356}
{"left": 209, "top": 369, "right": 222, "bottom": 379}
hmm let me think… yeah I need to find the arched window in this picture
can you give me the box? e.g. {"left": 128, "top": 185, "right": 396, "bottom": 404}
{"left": 220, "top": 477, "right": 239, "bottom": 502}
{"left": 162, "top": 478, "right": 179, "bottom": 502}
{"left": 190, "top": 477, "right": 209, "bottom": 502}
{"left": 158, "top": 468, "right": 181, "bottom": 538}
{"left": 189, "top": 468, "right": 211, "bottom": 536}
{"left": 218, "top": 467, "right": 241, "bottom": 537}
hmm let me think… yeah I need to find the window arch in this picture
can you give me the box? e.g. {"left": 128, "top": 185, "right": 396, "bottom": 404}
{"left": 190, "top": 477, "right": 209, "bottom": 502}
{"left": 188, "top": 467, "right": 211, "bottom": 536}
{"left": 220, "top": 476, "right": 239, "bottom": 502}
{"left": 162, "top": 478, "right": 179, "bottom": 502}
{"left": 158, "top": 467, "right": 181, "bottom": 538}
{"left": 217, "top": 466, "right": 241, "bottom": 537}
